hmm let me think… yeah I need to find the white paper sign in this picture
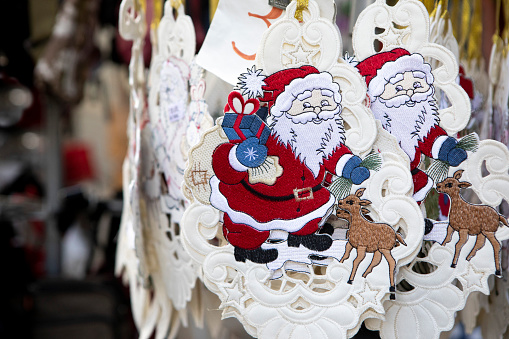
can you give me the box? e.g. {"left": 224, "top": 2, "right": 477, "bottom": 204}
{"left": 196, "top": 0, "right": 284, "bottom": 85}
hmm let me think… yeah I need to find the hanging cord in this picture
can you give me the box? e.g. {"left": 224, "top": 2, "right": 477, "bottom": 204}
{"left": 294, "top": 0, "right": 309, "bottom": 22}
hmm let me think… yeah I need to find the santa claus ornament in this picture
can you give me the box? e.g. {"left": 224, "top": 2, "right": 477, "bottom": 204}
{"left": 181, "top": 1, "right": 424, "bottom": 337}
{"left": 350, "top": 1, "right": 509, "bottom": 338}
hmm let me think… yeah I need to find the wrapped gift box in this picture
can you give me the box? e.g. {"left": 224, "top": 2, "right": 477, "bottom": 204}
{"left": 222, "top": 112, "right": 270, "bottom": 144}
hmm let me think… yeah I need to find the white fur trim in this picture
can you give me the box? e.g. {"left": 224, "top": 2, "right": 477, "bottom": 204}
{"left": 209, "top": 176, "right": 335, "bottom": 232}
{"left": 335, "top": 154, "right": 354, "bottom": 177}
{"left": 423, "top": 220, "right": 449, "bottom": 243}
{"left": 431, "top": 135, "right": 449, "bottom": 158}
{"left": 268, "top": 230, "right": 288, "bottom": 241}
{"left": 271, "top": 72, "right": 342, "bottom": 117}
{"left": 412, "top": 176, "right": 433, "bottom": 202}
{"left": 369, "top": 54, "right": 434, "bottom": 98}
{"left": 229, "top": 145, "right": 248, "bottom": 172}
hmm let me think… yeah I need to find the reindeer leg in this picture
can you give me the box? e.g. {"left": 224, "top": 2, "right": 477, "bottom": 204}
{"left": 441, "top": 225, "right": 455, "bottom": 246}
{"left": 466, "top": 234, "right": 486, "bottom": 261}
{"left": 485, "top": 232, "right": 502, "bottom": 276}
{"left": 348, "top": 246, "right": 366, "bottom": 284}
{"left": 340, "top": 242, "right": 353, "bottom": 263}
{"left": 451, "top": 229, "right": 469, "bottom": 268}
{"left": 380, "top": 249, "right": 397, "bottom": 299}
{"left": 362, "top": 251, "right": 382, "bottom": 278}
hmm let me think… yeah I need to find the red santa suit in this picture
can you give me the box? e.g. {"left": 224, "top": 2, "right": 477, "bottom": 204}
{"left": 409, "top": 125, "right": 450, "bottom": 201}
{"left": 210, "top": 134, "right": 352, "bottom": 250}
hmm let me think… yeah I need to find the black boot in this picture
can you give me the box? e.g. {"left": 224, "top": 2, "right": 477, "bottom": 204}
{"left": 287, "top": 232, "right": 333, "bottom": 251}
{"left": 234, "top": 246, "right": 278, "bottom": 264}
{"left": 424, "top": 218, "right": 434, "bottom": 235}
{"left": 318, "top": 223, "right": 334, "bottom": 236}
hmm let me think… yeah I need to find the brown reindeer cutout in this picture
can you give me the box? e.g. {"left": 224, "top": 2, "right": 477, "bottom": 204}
{"left": 435, "top": 170, "right": 509, "bottom": 275}
{"left": 336, "top": 188, "right": 406, "bottom": 299}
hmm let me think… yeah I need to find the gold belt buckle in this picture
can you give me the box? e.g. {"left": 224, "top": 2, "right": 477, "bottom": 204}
{"left": 294, "top": 187, "right": 313, "bottom": 202}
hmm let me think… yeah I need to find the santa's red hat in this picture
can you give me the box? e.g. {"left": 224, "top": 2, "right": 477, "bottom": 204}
{"left": 258, "top": 66, "right": 341, "bottom": 117}
{"left": 356, "top": 48, "right": 434, "bottom": 98}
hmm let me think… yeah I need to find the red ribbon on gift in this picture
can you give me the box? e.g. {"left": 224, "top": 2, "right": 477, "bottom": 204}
{"left": 224, "top": 91, "right": 264, "bottom": 142}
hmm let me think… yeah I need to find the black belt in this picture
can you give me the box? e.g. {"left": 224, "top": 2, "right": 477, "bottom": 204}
{"left": 241, "top": 180, "right": 322, "bottom": 202}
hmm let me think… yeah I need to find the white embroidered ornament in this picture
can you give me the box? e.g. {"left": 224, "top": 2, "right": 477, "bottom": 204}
{"left": 145, "top": 0, "right": 204, "bottom": 314}
{"left": 366, "top": 140, "right": 509, "bottom": 339}
{"left": 148, "top": 0, "right": 195, "bottom": 219}
{"left": 181, "top": 1, "right": 424, "bottom": 336}
{"left": 351, "top": 2, "right": 509, "bottom": 338}
{"left": 255, "top": 0, "right": 377, "bottom": 155}
{"left": 117, "top": 1, "right": 207, "bottom": 338}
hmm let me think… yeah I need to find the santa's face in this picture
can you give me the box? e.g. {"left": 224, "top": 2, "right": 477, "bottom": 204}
{"left": 286, "top": 89, "right": 340, "bottom": 124}
{"left": 269, "top": 88, "right": 344, "bottom": 178}
{"left": 379, "top": 71, "right": 432, "bottom": 108}
{"left": 370, "top": 71, "right": 438, "bottom": 161}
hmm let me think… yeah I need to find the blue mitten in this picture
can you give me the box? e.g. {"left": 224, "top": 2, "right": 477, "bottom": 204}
{"left": 342, "top": 155, "right": 370, "bottom": 185}
{"left": 236, "top": 137, "right": 268, "bottom": 168}
{"left": 438, "top": 137, "right": 467, "bottom": 167}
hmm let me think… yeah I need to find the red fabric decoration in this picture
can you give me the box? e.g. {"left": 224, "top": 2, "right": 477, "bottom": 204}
{"left": 222, "top": 214, "right": 270, "bottom": 250}
{"left": 459, "top": 65, "right": 474, "bottom": 99}
{"left": 412, "top": 125, "right": 449, "bottom": 170}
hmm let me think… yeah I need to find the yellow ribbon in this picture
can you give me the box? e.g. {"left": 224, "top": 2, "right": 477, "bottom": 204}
{"left": 467, "top": 0, "right": 482, "bottom": 62}
{"left": 421, "top": 0, "right": 436, "bottom": 14}
{"left": 502, "top": 0, "right": 509, "bottom": 56}
{"left": 171, "top": 0, "right": 182, "bottom": 10}
{"left": 138, "top": 0, "right": 147, "bottom": 13}
{"left": 492, "top": 0, "right": 502, "bottom": 53}
{"left": 151, "top": 0, "right": 163, "bottom": 32}
{"left": 458, "top": 0, "right": 471, "bottom": 57}
{"left": 451, "top": 0, "right": 461, "bottom": 40}
{"left": 439, "top": 0, "right": 450, "bottom": 34}
{"left": 429, "top": 0, "right": 441, "bottom": 19}
{"left": 295, "top": 0, "right": 309, "bottom": 22}
{"left": 210, "top": 0, "right": 220, "bottom": 22}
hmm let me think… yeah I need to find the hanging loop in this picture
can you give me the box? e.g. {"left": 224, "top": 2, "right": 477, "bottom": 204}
{"left": 294, "top": 0, "right": 309, "bottom": 22}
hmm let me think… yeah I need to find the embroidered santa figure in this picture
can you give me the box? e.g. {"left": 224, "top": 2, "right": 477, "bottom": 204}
{"left": 356, "top": 48, "right": 467, "bottom": 202}
{"left": 210, "top": 66, "right": 370, "bottom": 264}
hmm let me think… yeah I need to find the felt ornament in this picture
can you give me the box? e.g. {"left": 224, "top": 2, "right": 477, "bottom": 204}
{"left": 349, "top": 1, "right": 509, "bottom": 338}
{"left": 182, "top": 1, "right": 424, "bottom": 337}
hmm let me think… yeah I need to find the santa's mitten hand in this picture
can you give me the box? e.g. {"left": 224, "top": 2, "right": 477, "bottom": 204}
{"left": 235, "top": 137, "right": 268, "bottom": 168}
{"left": 438, "top": 137, "right": 467, "bottom": 167}
{"left": 343, "top": 155, "right": 370, "bottom": 185}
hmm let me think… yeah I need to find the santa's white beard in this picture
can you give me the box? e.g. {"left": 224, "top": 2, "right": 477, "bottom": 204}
{"left": 268, "top": 108, "right": 345, "bottom": 178}
{"left": 371, "top": 89, "right": 439, "bottom": 161}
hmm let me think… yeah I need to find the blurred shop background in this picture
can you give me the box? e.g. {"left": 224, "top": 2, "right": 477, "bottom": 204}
{"left": 0, "top": 0, "right": 500, "bottom": 338}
